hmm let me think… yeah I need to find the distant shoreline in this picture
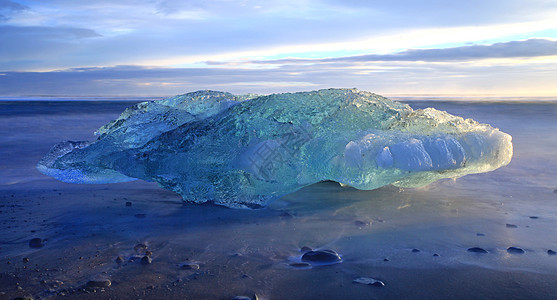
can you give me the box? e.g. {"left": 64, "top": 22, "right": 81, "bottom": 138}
{"left": 1, "top": 95, "right": 556, "bottom": 103}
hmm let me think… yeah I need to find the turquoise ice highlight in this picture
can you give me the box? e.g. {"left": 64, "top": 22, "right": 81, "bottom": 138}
{"left": 37, "top": 89, "right": 513, "bottom": 208}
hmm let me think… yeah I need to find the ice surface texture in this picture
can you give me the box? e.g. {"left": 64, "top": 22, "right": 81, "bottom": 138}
{"left": 37, "top": 89, "right": 513, "bottom": 208}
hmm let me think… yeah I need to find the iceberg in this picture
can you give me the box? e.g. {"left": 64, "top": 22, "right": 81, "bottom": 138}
{"left": 37, "top": 89, "right": 513, "bottom": 208}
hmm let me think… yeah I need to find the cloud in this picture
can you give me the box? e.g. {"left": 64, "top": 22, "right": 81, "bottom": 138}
{"left": 0, "top": 25, "right": 102, "bottom": 70}
{"left": 2, "top": 52, "right": 557, "bottom": 97}
{"left": 209, "top": 39, "right": 557, "bottom": 65}
{"left": 0, "top": 0, "right": 28, "bottom": 21}
{"left": 2, "top": 0, "right": 556, "bottom": 72}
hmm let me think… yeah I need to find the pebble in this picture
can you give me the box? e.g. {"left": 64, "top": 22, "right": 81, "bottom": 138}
{"left": 506, "top": 224, "right": 518, "bottom": 228}
{"left": 411, "top": 248, "right": 420, "bottom": 253}
{"left": 529, "top": 216, "right": 539, "bottom": 219}
{"left": 179, "top": 263, "right": 200, "bottom": 270}
{"left": 353, "top": 277, "right": 385, "bottom": 287}
{"left": 134, "top": 243, "right": 148, "bottom": 253}
{"left": 383, "top": 258, "right": 389, "bottom": 262}
{"left": 433, "top": 253, "right": 440, "bottom": 257}
{"left": 231, "top": 295, "right": 258, "bottom": 300}
{"left": 547, "top": 250, "right": 556, "bottom": 255}
{"left": 354, "top": 220, "right": 370, "bottom": 227}
{"left": 115, "top": 256, "right": 124, "bottom": 264}
{"left": 507, "top": 247, "right": 525, "bottom": 254}
{"left": 280, "top": 211, "right": 293, "bottom": 219}
{"left": 301, "top": 249, "right": 342, "bottom": 264}
{"left": 141, "top": 255, "right": 152, "bottom": 265}
{"left": 23, "top": 257, "right": 30, "bottom": 263}
{"left": 125, "top": 201, "right": 132, "bottom": 207}
{"left": 29, "top": 238, "right": 44, "bottom": 248}
{"left": 86, "top": 279, "right": 111, "bottom": 288}
{"left": 300, "top": 246, "right": 312, "bottom": 252}
{"left": 467, "top": 247, "right": 488, "bottom": 254}
{"left": 476, "top": 233, "right": 486, "bottom": 236}
{"left": 289, "top": 262, "right": 311, "bottom": 268}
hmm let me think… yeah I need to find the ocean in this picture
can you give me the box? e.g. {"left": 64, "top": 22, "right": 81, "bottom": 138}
{"left": 1, "top": 99, "right": 557, "bottom": 299}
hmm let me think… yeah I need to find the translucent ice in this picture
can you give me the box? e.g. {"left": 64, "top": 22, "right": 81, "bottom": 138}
{"left": 37, "top": 89, "right": 513, "bottom": 208}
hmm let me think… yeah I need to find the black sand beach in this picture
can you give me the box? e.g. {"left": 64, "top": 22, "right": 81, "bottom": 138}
{"left": 1, "top": 100, "right": 557, "bottom": 299}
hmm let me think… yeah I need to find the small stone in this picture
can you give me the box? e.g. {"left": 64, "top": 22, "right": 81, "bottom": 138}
{"left": 411, "top": 248, "right": 420, "bottom": 253}
{"left": 467, "top": 247, "right": 488, "bottom": 254}
{"left": 354, "top": 220, "right": 370, "bottom": 227}
{"left": 383, "top": 258, "right": 389, "bottom": 262}
{"left": 353, "top": 277, "right": 385, "bottom": 287}
{"left": 476, "top": 233, "right": 486, "bottom": 236}
{"left": 506, "top": 224, "right": 518, "bottom": 228}
{"left": 141, "top": 256, "right": 152, "bottom": 265}
{"left": 115, "top": 256, "right": 124, "bottom": 264}
{"left": 547, "top": 250, "right": 556, "bottom": 255}
{"left": 86, "top": 279, "right": 111, "bottom": 288}
{"left": 125, "top": 201, "right": 132, "bottom": 207}
{"left": 300, "top": 246, "right": 312, "bottom": 252}
{"left": 280, "top": 211, "right": 293, "bottom": 219}
{"left": 553, "top": 189, "right": 557, "bottom": 193}
{"left": 23, "top": 257, "right": 30, "bottom": 263}
{"left": 134, "top": 213, "right": 146, "bottom": 218}
{"left": 231, "top": 295, "right": 258, "bottom": 300}
{"left": 289, "top": 262, "right": 311, "bottom": 268}
{"left": 301, "top": 249, "right": 342, "bottom": 265}
{"left": 134, "top": 243, "right": 148, "bottom": 253}
{"left": 29, "top": 238, "right": 44, "bottom": 248}
{"left": 529, "top": 216, "right": 539, "bottom": 219}
{"left": 179, "top": 263, "right": 199, "bottom": 270}
{"left": 433, "top": 253, "right": 440, "bottom": 257}
{"left": 507, "top": 247, "right": 524, "bottom": 254}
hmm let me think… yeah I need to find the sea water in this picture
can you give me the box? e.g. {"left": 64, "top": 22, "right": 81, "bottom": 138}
{"left": 1, "top": 99, "right": 557, "bottom": 299}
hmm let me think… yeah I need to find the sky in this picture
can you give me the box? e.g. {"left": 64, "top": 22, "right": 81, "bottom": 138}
{"left": 1, "top": 0, "right": 557, "bottom": 97}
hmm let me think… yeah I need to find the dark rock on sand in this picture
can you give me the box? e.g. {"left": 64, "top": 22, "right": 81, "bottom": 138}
{"left": 141, "top": 255, "right": 152, "bottom": 264}
{"left": 290, "top": 262, "right": 311, "bottom": 268}
{"left": 134, "top": 243, "right": 148, "bottom": 253}
{"left": 411, "top": 248, "right": 420, "bottom": 253}
{"left": 433, "top": 253, "right": 440, "bottom": 257}
{"left": 300, "top": 246, "right": 312, "bottom": 252}
{"left": 115, "top": 256, "right": 124, "bottom": 264}
{"left": 22, "top": 257, "right": 29, "bottom": 263}
{"left": 547, "top": 250, "right": 556, "bottom": 255}
{"left": 506, "top": 224, "right": 518, "bottom": 228}
{"left": 383, "top": 258, "right": 389, "bottom": 262}
{"left": 353, "top": 277, "right": 385, "bottom": 287}
{"left": 29, "top": 238, "right": 44, "bottom": 248}
{"left": 86, "top": 279, "right": 111, "bottom": 288}
{"left": 476, "top": 233, "right": 486, "bottom": 236}
{"left": 179, "top": 263, "right": 200, "bottom": 270}
{"left": 507, "top": 247, "right": 525, "bottom": 254}
{"left": 301, "top": 249, "right": 342, "bottom": 264}
{"left": 231, "top": 294, "right": 258, "bottom": 300}
{"left": 354, "top": 220, "right": 370, "bottom": 227}
{"left": 125, "top": 201, "right": 132, "bottom": 207}
{"left": 468, "top": 247, "right": 488, "bottom": 254}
